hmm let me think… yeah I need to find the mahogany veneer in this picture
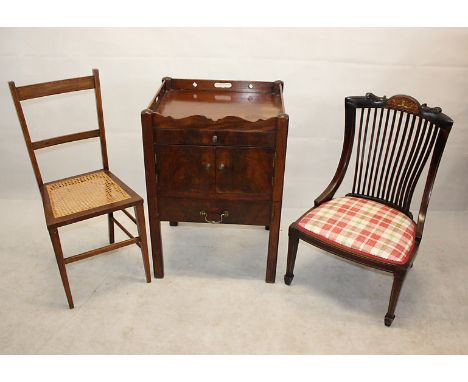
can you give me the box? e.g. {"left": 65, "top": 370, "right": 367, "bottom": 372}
{"left": 142, "top": 78, "right": 289, "bottom": 282}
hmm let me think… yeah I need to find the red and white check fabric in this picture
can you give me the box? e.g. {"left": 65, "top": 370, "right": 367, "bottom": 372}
{"left": 297, "top": 196, "right": 416, "bottom": 265}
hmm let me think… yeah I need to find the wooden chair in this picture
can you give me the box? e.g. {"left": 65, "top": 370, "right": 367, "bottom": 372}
{"left": 9, "top": 69, "right": 151, "bottom": 309}
{"left": 284, "top": 93, "right": 453, "bottom": 326}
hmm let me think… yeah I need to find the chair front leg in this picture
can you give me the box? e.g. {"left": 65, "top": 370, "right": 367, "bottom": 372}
{"left": 284, "top": 226, "right": 300, "bottom": 285}
{"left": 385, "top": 270, "right": 407, "bottom": 327}
{"left": 134, "top": 203, "right": 152, "bottom": 283}
{"left": 48, "top": 228, "right": 74, "bottom": 309}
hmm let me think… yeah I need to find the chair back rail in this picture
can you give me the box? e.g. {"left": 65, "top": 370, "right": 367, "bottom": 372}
{"left": 8, "top": 69, "right": 109, "bottom": 188}
{"left": 15, "top": 76, "right": 95, "bottom": 101}
{"left": 315, "top": 93, "right": 453, "bottom": 240}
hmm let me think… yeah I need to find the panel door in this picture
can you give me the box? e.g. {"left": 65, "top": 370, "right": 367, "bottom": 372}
{"left": 156, "top": 145, "right": 215, "bottom": 194}
{"left": 215, "top": 147, "right": 274, "bottom": 196}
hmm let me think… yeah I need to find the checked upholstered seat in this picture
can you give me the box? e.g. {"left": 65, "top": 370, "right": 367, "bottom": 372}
{"left": 296, "top": 196, "right": 416, "bottom": 265}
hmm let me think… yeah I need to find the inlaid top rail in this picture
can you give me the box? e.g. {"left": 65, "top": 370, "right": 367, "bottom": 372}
{"left": 345, "top": 93, "right": 453, "bottom": 130}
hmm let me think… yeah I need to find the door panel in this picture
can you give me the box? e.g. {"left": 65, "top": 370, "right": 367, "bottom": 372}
{"left": 156, "top": 145, "right": 214, "bottom": 194}
{"left": 215, "top": 147, "right": 274, "bottom": 195}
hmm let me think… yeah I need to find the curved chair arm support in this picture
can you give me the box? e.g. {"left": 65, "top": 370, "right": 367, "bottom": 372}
{"left": 416, "top": 129, "right": 450, "bottom": 243}
{"left": 314, "top": 103, "right": 356, "bottom": 207}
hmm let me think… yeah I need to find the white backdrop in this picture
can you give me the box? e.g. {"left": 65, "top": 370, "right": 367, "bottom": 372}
{"left": 1, "top": 28, "right": 467, "bottom": 213}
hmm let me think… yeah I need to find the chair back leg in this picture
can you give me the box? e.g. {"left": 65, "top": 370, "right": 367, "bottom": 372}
{"left": 108, "top": 212, "right": 115, "bottom": 244}
{"left": 385, "top": 270, "right": 407, "bottom": 326}
{"left": 48, "top": 228, "right": 74, "bottom": 309}
{"left": 284, "top": 226, "right": 300, "bottom": 285}
{"left": 134, "top": 203, "right": 152, "bottom": 283}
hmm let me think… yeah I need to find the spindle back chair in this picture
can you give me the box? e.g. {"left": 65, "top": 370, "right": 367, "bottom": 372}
{"left": 285, "top": 93, "right": 453, "bottom": 326}
{"left": 9, "top": 69, "right": 151, "bottom": 309}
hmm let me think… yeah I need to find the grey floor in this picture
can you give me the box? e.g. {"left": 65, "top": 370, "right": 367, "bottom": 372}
{"left": 1, "top": 199, "right": 467, "bottom": 354}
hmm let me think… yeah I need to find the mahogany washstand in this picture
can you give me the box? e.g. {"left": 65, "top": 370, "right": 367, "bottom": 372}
{"left": 141, "top": 78, "right": 288, "bottom": 282}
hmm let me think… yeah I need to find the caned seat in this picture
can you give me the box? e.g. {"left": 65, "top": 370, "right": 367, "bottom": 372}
{"left": 285, "top": 93, "right": 453, "bottom": 326}
{"left": 296, "top": 196, "right": 416, "bottom": 265}
{"left": 9, "top": 70, "right": 152, "bottom": 309}
{"left": 46, "top": 171, "right": 131, "bottom": 218}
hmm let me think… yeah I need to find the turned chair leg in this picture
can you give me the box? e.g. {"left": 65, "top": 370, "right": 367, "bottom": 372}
{"left": 134, "top": 203, "right": 152, "bottom": 283}
{"left": 108, "top": 212, "right": 115, "bottom": 244}
{"left": 284, "top": 226, "right": 299, "bottom": 285}
{"left": 48, "top": 228, "right": 74, "bottom": 309}
{"left": 169, "top": 221, "right": 178, "bottom": 226}
{"left": 385, "top": 270, "right": 407, "bottom": 327}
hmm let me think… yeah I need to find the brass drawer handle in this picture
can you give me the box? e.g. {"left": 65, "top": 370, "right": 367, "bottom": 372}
{"left": 200, "top": 210, "right": 229, "bottom": 224}
{"left": 212, "top": 135, "right": 218, "bottom": 143}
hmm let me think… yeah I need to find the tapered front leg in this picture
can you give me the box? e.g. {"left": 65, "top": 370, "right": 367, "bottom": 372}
{"left": 385, "top": 270, "right": 407, "bottom": 327}
{"left": 284, "top": 225, "right": 299, "bottom": 285}
{"left": 134, "top": 203, "right": 152, "bottom": 283}
{"left": 48, "top": 228, "right": 74, "bottom": 309}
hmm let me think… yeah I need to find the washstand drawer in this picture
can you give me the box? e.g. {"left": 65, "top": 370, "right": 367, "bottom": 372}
{"left": 154, "top": 127, "right": 275, "bottom": 148}
{"left": 158, "top": 197, "right": 271, "bottom": 225}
